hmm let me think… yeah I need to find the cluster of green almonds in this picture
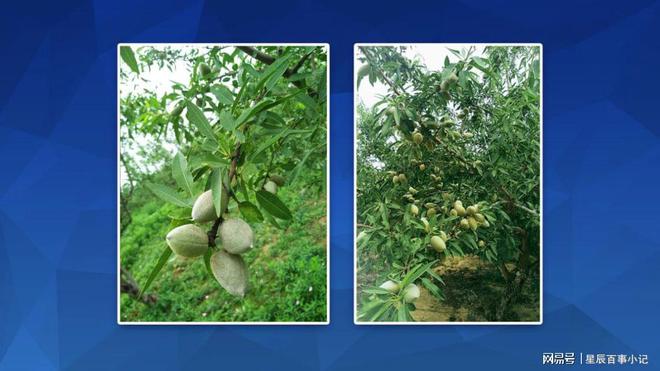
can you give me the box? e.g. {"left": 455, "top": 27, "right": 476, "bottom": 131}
{"left": 450, "top": 200, "right": 489, "bottom": 231}
{"left": 165, "top": 183, "right": 262, "bottom": 298}
{"left": 391, "top": 173, "right": 407, "bottom": 185}
{"left": 379, "top": 280, "right": 420, "bottom": 303}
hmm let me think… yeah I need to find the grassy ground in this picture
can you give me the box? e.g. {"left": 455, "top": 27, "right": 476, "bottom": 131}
{"left": 120, "top": 179, "right": 327, "bottom": 323}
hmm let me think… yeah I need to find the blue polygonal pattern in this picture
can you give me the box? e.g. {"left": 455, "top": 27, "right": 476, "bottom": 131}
{"left": 0, "top": 0, "right": 659, "bottom": 370}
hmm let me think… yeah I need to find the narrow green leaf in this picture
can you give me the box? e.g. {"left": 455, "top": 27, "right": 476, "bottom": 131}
{"left": 296, "top": 93, "right": 319, "bottom": 113}
{"left": 211, "top": 85, "right": 234, "bottom": 105}
{"left": 249, "top": 129, "right": 287, "bottom": 161}
{"left": 172, "top": 152, "right": 195, "bottom": 198}
{"left": 256, "top": 190, "right": 292, "bottom": 220}
{"left": 211, "top": 168, "right": 225, "bottom": 217}
{"left": 397, "top": 304, "right": 408, "bottom": 322}
{"left": 139, "top": 245, "right": 172, "bottom": 298}
{"left": 263, "top": 212, "right": 283, "bottom": 229}
{"left": 219, "top": 111, "right": 236, "bottom": 131}
{"left": 145, "top": 183, "right": 191, "bottom": 207}
{"left": 120, "top": 46, "right": 139, "bottom": 74}
{"left": 256, "top": 54, "right": 292, "bottom": 92}
{"left": 204, "top": 248, "right": 213, "bottom": 278}
{"left": 238, "top": 201, "right": 264, "bottom": 223}
{"left": 186, "top": 102, "right": 218, "bottom": 145}
{"left": 264, "top": 55, "right": 292, "bottom": 92}
{"left": 234, "top": 92, "right": 299, "bottom": 129}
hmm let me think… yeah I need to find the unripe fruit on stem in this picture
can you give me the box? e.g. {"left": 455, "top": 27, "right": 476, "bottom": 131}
{"left": 421, "top": 217, "right": 430, "bottom": 233}
{"left": 218, "top": 218, "right": 254, "bottom": 254}
{"left": 410, "top": 204, "right": 419, "bottom": 216}
{"left": 409, "top": 186, "right": 418, "bottom": 194}
{"left": 440, "top": 230, "right": 448, "bottom": 241}
{"left": 478, "top": 240, "right": 486, "bottom": 248}
{"left": 419, "top": 164, "right": 426, "bottom": 171}
{"left": 166, "top": 224, "right": 209, "bottom": 258}
{"left": 427, "top": 208, "right": 436, "bottom": 218}
{"left": 466, "top": 205, "right": 478, "bottom": 216}
{"left": 398, "top": 174, "right": 407, "bottom": 183}
{"left": 467, "top": 217, "right": 478, "bottom": 230}
{"left": 460, "top": 218, "right": 470, "bottom": 229}
{"left": 482, "top": 220, "right": 490, "bottom": 228}
{"left": 402, "top": 284, "right": 420, "bottom": 303}
{"left": 170, "top": 103, "right": 184, "bottom": 117}
{"left": 455, "top": 205, "right": 466, "bottom": 217}
{"left": 192, "top": 189, "right": 228, "bottom": 223}
{"left": 211, "top": 250, "right": 248, "bottom": 297}
{"left": 392, "top": 175, "right": 399, "bottom": 184}
{"left": 475, "top": 213, "right": 485, "bottom": 223}
{"left": 449, "top": 209, "right": 458, "bottom": 217}
{"left": 431, "top": 236, "right": 446, "bottom": 253}
{"left": 358, "top": 64, "right": 370, "bottom": 77}
{"left": 424, "top": 202, "right": 436, "bottom": 209}
{"left": 198, "top": 63, "right": 211, "bottom": 77}
{"left": 269, "top": 174, "right": 286, "bottom": 186}
{"left": 264, "top": 180, "right": 278, "bottom": 194}
{"left": 412, "top": 132, "right": 423, "bottom": 144}
{"left": 453, "top": 200, "right": 463, "bottom": 209}
{"left": 379, "top": 280, "right": 399, "bottom": 293}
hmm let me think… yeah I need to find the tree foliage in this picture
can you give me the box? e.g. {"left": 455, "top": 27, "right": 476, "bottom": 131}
{"left": 356, "top": 45, "right": 540, "bottom": 322}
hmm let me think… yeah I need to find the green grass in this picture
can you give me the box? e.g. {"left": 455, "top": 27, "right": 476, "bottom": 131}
{"left": 120, "top": 178, "right": 327, "bottom": 322}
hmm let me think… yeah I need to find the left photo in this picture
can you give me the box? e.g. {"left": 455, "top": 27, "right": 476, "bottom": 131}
{"left": 118, "top": 44, "right": 329, "bottom": 324}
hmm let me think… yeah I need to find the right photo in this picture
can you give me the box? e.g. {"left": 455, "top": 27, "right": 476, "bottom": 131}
{"left": 354, "top": 44, "right": 542, "bottom": 324}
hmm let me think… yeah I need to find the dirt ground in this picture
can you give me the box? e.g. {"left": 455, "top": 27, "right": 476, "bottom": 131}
{"left": 411, "top": 255, "right": 540, "bottom": 322}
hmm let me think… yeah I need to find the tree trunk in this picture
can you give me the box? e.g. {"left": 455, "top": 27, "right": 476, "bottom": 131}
{"left": 495, "top": 227, "right": 530, "bottom": 321}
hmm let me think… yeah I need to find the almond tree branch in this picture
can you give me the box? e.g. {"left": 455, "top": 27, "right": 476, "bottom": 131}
{"left": 237, "top": 46, "right": 312, "bottom": 91}
{"left": 359, "top": 46, "right": 402, "bottom": 96}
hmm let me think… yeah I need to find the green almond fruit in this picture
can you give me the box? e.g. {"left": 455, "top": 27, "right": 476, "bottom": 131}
{"left": 402, "top": 284, "right": 420, "bottom": 303}
{"left": 170, "top": 103, "right": 184, "bottom": 117}
{"left": 192, "top": 189, "right": 228, "bottom": 223}
{"left": 264, "top": 180, "right": 278, "bottom": 194}
{"left": 166, "top": 224, "right": 209, "bottom": 258}
{"left": 211, "top": 250, "right": 248, "bottom": 297}
{"left": 198, "top": 62, "right": 212, "bottom": 77}
{"left": 460, "top": 218, "right": 470, "bottom": 229}
{"left": 379, "top": 280, "right": 400, "bottom": 293}
{"left": 412, "top": 132, "right": 423, "bottom": 144}
{"left": 269, "top": 174, "right": 286, "bottom": 186}
{"left": 218, "top": 218, "right": 254, "bottom": 254}
{"left": 410, "top": 204, "right": 419, "bottom": 216}
{"left": 431, "top": 235, "right": 446, "bottom": 253}
{"left": 468, "top": 217, "right": 479, "bottom": 230}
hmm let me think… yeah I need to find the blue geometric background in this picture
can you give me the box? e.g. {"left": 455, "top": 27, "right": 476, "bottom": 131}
{"left": 1, "top": 0, "right": 659, "bottom": 370}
